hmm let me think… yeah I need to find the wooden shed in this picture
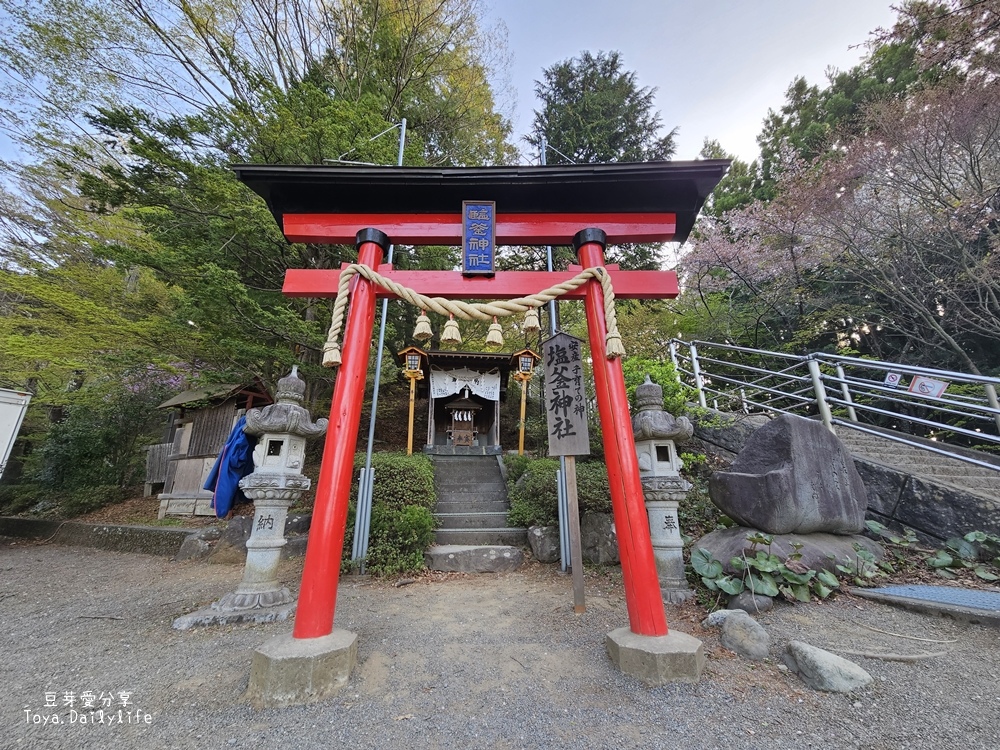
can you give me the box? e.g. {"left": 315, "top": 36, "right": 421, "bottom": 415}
{"left": 152, "top": 381, "right": 272, "bottom": 517}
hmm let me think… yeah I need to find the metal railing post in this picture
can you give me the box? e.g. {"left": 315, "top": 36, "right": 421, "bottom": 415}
{"left": 986, "top": 384, "right": 1000, "bottom": 436}
{"left": 668, "top": 340, "right": 682, "bottom": 384}
{"left": 689, "top": 343, "right": 707, "bottom": 408}
{"left": 807, "top": 358, "right": 835, "bottom": 433}
{"left": 835, "top": 364, "right": 858, "bottom": 422}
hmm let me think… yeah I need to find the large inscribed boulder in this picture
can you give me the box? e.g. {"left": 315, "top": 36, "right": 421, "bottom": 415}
{"left": 709, "top": 415, "right": 867, "bottom": 535}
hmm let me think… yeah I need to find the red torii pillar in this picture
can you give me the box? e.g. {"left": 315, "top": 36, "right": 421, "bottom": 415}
{"left": 284, "top": 218, "right": 680, "bottom": 640}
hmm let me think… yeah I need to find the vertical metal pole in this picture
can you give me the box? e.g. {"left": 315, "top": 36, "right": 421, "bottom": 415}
{"left": 541, "top": 136, "right": 571, "bottom": 572}
{"left": 576, "top": 228, "right": 667, "bottom": 637}
{"left": 835, "top": 364, "right": 857, "bottom": 422}
{"left": 689, "top": 343, "right": 707, "bottom": 408}
{"left": 353, "top": 119, "right": 406, "bottom": 568}
{"left": 564, "top": 455, "right": 586, "bottom": 613}
{"left": 556, "top": 468, "right": 568, "bottom": 573}
{"left": 807, "top": 358, "right": 835, "bottom": 433}
{"left": 295, "top": 230, "right": 386, "bottom": 639}
{"left": 539, "top": 136, "right": 570, "bottom": 573}
{"left": 668, "top": 340, "right": 682, "bottom": 384}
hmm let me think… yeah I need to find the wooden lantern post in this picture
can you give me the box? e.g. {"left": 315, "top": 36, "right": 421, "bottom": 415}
{"left": 398, "top": 347, "right": 426, "bottom": 455}
{"left": 511, "top": 349, "right": 540, "bottom": 456}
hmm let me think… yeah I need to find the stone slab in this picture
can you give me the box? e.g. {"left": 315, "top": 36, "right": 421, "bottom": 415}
{"left": 172, "top": 602, "right": 296, "bottom": 630}
{"left": 850, "top": 586, "right": 1000, "bottom": 628}
{"left": 605, "top": 627, "right": 705, "bottom": 685}
{"left": 424, "top": 544, "right": 524, "bottom": 572}
{"left": 853, "top": 459, "right": 906, "bottom": 517}
{"left": 246, "top": 630, "right": 358, "bottom": 709}
{"left": 0, "top": 517, "right": 196, "bottom": 556}
{"left": 695, "top": 527, "right": 883, "bottom": 575}
{"left": 893, "top": 475, "right": 1000, "bottom": 540}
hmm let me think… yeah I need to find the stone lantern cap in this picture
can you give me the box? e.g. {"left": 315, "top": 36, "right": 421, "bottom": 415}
{"left": 244, "top": 367, "right": 328, "bottom": 438}
{"left": 632, "top": 376, "right": 693, "bottom": 443}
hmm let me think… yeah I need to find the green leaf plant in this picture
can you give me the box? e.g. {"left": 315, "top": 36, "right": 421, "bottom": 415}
{"left": 865, "top": 521, "right": 1000, "bottom": 582}
{"left": 693, "top": 532, "right": 840, "bottom": 604}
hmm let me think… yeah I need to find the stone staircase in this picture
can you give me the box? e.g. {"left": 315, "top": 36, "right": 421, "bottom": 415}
{"left": 429, "top": 455, "right": 526, "bottom": 545}
{"left": 834, "top": 424, "right": 1000, "bottom": 541}
{"left": 425, "top": 455, "right": 526, "bottom": 572}
{"left": 835, "top": 426, "right": 1000, "bottom": 500}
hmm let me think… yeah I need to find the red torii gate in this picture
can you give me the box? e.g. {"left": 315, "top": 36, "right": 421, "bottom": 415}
{"left": 236, "top": 161, "right": 728, "bottom": 641}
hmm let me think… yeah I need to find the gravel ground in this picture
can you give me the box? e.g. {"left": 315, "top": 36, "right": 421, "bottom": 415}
{"left": 3, "top": 538, "right": 999, "bottom": 750}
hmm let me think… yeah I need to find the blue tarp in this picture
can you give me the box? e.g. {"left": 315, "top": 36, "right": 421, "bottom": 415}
{"left": 203, "top": 415, "right": 257, "bottom": 518}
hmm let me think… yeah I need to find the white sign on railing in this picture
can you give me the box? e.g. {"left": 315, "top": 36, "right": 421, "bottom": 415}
{"left": 884, "top": 372, "right": 903, "bottom": 388}
{"left": 908, "top": 375, "right": 949, "bottom": 399}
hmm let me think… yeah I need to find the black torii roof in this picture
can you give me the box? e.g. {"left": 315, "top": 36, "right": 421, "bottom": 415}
{"left": 233, "top": 161, "right": 730, "bottom": 245}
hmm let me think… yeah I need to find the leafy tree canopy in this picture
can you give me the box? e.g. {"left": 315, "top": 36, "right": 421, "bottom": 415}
{"left": 526, "top": 50, "right": 676, "bottom": 165}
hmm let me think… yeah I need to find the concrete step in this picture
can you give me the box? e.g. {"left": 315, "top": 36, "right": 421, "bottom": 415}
{"left": 424, "top": 544, "right": 524, "bottom": 572}
{"left": 435, "top": 482, "right": 505, "bottom": 494}
{"left": 433, "top": 511, "right": 510, "bottom": 529}
{"left": 434, "top": 490, "right": 507, "bottom": 504}
{"left": 434, "top": 528, "right": 528, "bottom": 546}
{"left": 860, "top": 456, "right": 999, "bottom": 478}
{"left": 919, "top": 476, "right": 1000, "bottom": 490}
{"left": 430, "top": 455, "right": 502, "bottom": 469}
{"left": 433, "top": 500, "right": 510, "bottom": 514}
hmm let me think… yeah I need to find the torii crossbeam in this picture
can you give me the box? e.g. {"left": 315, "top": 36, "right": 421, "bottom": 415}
{"left": 236, "top": 161, "right": 728, "bottom": 643}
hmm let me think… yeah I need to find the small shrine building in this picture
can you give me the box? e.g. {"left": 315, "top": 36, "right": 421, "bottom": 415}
{"left": 402, "top": 350, "right": 515, "bottom": 455}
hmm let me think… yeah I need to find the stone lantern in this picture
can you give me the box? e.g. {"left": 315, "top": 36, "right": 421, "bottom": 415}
{"left": 174, "top": 367, "right": 328, "bottom": 628}
{"left": 631, "top": 376, "right": 695, "bottom": 604}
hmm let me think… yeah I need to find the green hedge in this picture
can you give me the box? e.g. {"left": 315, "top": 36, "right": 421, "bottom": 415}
{"left": 344, "top": 451, "right": 437, "bottom": 575}
{"left": 505, "top": 456, "right": 611, "bottom": 528}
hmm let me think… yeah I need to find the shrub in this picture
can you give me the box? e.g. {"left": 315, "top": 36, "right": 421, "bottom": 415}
{"left": 344, "top": 451, "right": 438, "bottom": 575}
{"left": 61, "top": 485, "right": 127, "bottom": 518}
{"left": 26, "top": 373, "right": 172, "bottom": 492}
{"left": 365, "top": 504, "right": 437, "bottom": 576}
{"left": 621, "top": 357, "right": 690, "bottom": 415}
{"left": 352, "top": 451, "right": 436, "bottom": 510}
{"left": 575, "top": 461, "right": 611, "bottom": 514}
{"left": 506, "top": 457, "right": 611, "bottom": 527}
{"left": 507, "top": 458, "right": 559, "bottom": 527}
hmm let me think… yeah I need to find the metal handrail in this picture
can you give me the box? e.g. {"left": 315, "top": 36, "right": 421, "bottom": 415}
{"left": 670, "top": 338, "right": 1000, "bottom": 474}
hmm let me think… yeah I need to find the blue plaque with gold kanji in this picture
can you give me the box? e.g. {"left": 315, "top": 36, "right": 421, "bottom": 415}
{"left": 462, "top": 200, "right": 496, "bottom": 275}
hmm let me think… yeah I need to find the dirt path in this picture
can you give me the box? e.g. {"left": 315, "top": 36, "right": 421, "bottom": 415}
{"left": 3, "top": 538, "right": 999, "bottom": 750}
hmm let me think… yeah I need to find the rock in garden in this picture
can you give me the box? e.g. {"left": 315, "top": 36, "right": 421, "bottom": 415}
{"left": 696, "top": 527, "right": 883, "bottom": 576}
{"left": 581, "top": 513, "right": 619, "bottom": 564}
{"left": 784, "top": 640, "right": 872, "bottom": 692}
{"left": 719, "top": 610, "right": 770, "bottom": 660}
{"left": 175, "top": 535, "right": 211, "bottom": 561}
{"left": 709, "top": 415, "right": 867, "bottom": 534}
{"left": 528, "top": 525, "right": 560, "bottom": 563}
{"left": 728, "top": 590, "right": 774, "bottom": 614}
{"left": 701, "top": 609, "right": 742, "bottom": 628}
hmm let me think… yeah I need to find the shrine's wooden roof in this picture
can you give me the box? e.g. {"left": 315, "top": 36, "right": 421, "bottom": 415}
{"left": 400, "top": 349, "right": 514, "bottom": 401}
{"left": 233, "top": 161, "right": 730, "bottom": 245}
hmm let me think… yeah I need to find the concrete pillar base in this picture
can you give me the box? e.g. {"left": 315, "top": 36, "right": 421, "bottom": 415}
{"left": 606, "top": 626, "right": 705, "bottom": 685}
{"left": 246, "top": 629, "right": 358, "bottom": 708}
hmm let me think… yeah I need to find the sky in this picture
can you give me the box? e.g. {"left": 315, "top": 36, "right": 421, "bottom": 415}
{"left": 489, "top": 0, "right": 901, "bottom": 164}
